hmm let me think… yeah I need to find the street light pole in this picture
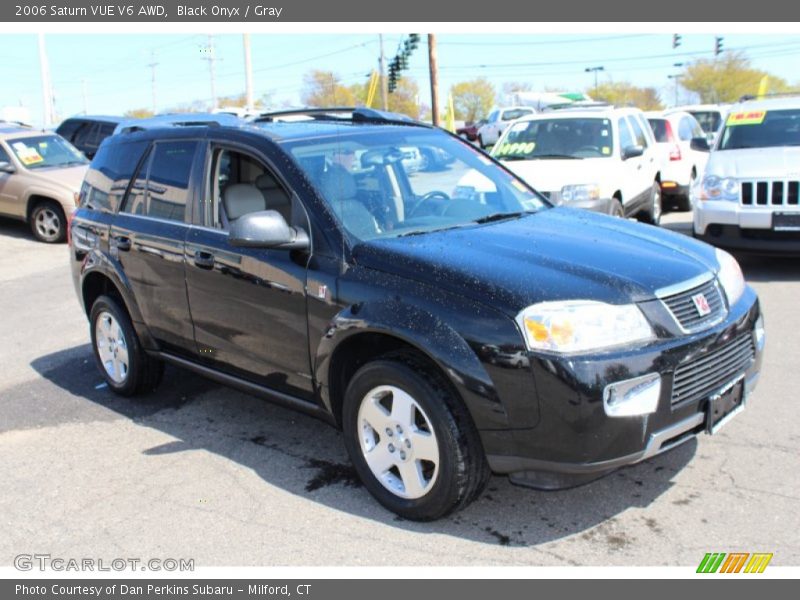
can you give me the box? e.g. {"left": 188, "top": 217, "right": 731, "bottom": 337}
{"left": 585, "top": 66, "right": 604, "bottom": 96}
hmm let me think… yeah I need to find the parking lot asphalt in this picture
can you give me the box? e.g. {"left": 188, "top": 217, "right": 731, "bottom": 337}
{"left": 0, "top": 212, "right": 798, "bottom": 567}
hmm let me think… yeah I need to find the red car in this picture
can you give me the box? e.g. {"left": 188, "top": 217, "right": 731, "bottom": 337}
{"left": 456, "top": 119, "right": 486, "bottom": 142}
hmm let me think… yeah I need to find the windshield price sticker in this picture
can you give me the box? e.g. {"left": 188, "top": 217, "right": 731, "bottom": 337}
{"left": 497, "top": 142, "right": 535, "bottom": 155}
{"left": 16, "top": 146, "right": 44, "bottom": 165}
{"left": 727, "top": 110, "right": 767, "bottom": 126}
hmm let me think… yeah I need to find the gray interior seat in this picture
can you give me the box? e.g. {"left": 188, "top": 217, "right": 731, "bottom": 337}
{"left": 317, "top": 165, "right": 381, "bottom": 239}
{"left": 255, "top": 173, "right": 292, "bottom": 222}
{"left": 222, "top": 183, "right": 265, "bottom": 222}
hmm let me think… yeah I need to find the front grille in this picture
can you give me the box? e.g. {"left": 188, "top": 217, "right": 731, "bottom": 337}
{"left": 661, "top": 278, "right": 726, "bottom": 332}
{"left": 741, "top": 180, "right": 800, "bottom": 206}
{"left": 671, "top": 334, "right": 755, "bottom": 406}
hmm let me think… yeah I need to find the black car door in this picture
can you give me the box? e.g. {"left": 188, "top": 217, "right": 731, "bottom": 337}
{"left": 110, "top": 139, "right": 201, "bottom": 355}
{"left": 184, "top": 143, "right": 314, "bottom": 400}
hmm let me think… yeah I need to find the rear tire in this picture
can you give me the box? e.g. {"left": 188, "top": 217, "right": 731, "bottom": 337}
{"left": 89, "top": 295, "right": 163, "bottom": 396}
{"left": 342, "top": 352, "right": 489, "bottom": 521}
{"left": 30, "top": 201, "right": 66, "bottom": 243}
{"left": 644, "top": 182, "right": 662, "bottom": 226}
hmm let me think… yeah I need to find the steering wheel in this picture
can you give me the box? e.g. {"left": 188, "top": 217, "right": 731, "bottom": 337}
{"left": 408, "top": 190, "right": 450, "bottom": 218}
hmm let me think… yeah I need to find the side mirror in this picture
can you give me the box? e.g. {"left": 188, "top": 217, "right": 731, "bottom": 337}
{"left": 622, "top": 145, "right": 645, "bottom": 160}
{"left": 690, "top": 137, "right": 711, "bottom": 152}
{"left": 0, "top": 161, "right": 15, "bottom": 174}
{"left": 228, "top": 210, "right": 309, "bottom": 250}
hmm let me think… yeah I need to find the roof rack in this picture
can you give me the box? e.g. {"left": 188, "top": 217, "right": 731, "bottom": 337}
{"left": 253, "top": 107, "right": 423, "bottom": 127}
{"left": 739, "top": 91, "right": 800, "bottom": 102}
{"left": 114, "top": 112, "right": 243, "bottom": 134}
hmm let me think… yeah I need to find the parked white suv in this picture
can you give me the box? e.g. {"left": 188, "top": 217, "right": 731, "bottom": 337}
{"left": 490, "top": 105, "right": 664, "bottom": 223}
{"left": 646, "top": 110, "right": 711, "bottom": 211}
{"left": 693, "top": 97, "right": 800, "bottom": 253}
{"left": 476, "top": 106, "right": 535, "bottom": 148}
{"left": 674, "top": 103, "right": 729, "bottom": 145}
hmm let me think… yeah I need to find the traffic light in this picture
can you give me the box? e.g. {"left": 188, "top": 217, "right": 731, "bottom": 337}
{"left": 386, "top": 34, "right": 420, "bottom": 94}
{"left": 672, "top": 34, "right": 682, "bottom": 49}
{"left": 715, "top": 36, "right": 724, "bottom": 56}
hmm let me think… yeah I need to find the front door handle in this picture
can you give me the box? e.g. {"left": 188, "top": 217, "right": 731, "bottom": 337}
{"left": 193, "top": 250, "right": 215, "bottom": 269}
{"left": 111, "top": 235, "right": 131, "bottom": 251}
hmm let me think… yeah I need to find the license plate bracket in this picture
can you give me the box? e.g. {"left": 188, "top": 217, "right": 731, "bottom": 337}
{"left": 706, "top": 375, "right": 746, "bottom": 434}
{"left": 773, "top": 212, "right": 800, "bottom": 231}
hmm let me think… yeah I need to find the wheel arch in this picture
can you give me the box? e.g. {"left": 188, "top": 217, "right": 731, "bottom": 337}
{"left": 315, "top": 301, "right": 510, "bottom": 434}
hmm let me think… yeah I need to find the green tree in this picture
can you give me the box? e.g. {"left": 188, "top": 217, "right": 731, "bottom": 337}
{"left": 591, "top": 81, "right": 663, "bottom": 110}
{"left": 681, "top": 52, "right": 792, "bottom": 103}
{"left": 123, "top": 108, "right": 154, "bottom": 118}
{"left": 301, "top": 70, "right": 356, "bottom": 107}
{"left": 451, "top": 78, "right": 496, "bottom": 122}
{"left": 217, "top": 93, "right": 271, "bottom": 110}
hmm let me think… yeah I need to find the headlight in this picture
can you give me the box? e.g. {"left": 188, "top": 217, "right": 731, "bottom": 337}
{"left": 516, "top": 300, "right": 654, "bottom": 354}
{"left": 696, "top": 175, "right": 739, "bottom": 201}
{"left": 561, "top": 183, "right": 600, "bottom": 204}
{"left": 716, "top": 248, "right": 745, "bottom": 305}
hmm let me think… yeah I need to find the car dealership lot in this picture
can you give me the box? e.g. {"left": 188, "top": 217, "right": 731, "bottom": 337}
{"left": 0, "top": 214, "right": 798, "bottom": 567}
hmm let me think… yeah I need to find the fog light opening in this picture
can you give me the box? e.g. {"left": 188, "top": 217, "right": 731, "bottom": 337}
{"left": 603, "top": 373, "right": 661, "bottom": 417}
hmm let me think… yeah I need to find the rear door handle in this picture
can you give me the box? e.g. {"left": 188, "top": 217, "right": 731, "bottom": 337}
{"left": 193, "top": 250, "right": 215, "bottom": 269}
{"left": 111, "top": 235, "right": 131, "bottom": 251}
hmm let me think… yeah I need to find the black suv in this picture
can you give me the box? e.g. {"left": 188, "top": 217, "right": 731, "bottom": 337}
{"left": 69, "top": 108, "right": 764, "bottom": 520}
{"left": 56, "top": 116, "right": 123, "bottom": 159}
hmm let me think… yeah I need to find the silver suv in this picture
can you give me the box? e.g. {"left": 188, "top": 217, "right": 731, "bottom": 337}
{"left": 693, "top": 97, "right": 800, "bottom": 253}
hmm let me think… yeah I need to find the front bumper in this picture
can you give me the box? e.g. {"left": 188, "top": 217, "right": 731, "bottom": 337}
{"left": 487, "top": 286, "right": 764, "bottom": 489}
{"left": 693, "top": 201, "right": 800, "bottom": 253}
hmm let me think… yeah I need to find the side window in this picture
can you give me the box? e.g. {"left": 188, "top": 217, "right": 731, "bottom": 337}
{"left": 487, "top": 110, "right": 499, "bottom": 123}
{"left": 0, "top": 145, "right": 11, "bottom": 163}
{"left": 627, "top": 116, "right": 648, "bottom": 148}
{"left": 209, "top": 148, "right": 296, "bottom": 231}
{"left": 678, "top": 117, "right": 694, "bottom": 141}
{"left": 82, "top": 141, "right": 148, "bottom": 212}
{"left": 690, "top": 118, "right": 705, "bottom": 140}
{"left": 121, "top": 140, "right": 197, "bottom": 221}
{"left": 73, "top": 123, "right": 99, "bottom": 148}
{"left": 618, "top": 118, "right": 634, "bottom": 151}
{"left": 56, "top": 119, "right": 83, "bottom": 141}
{"left": 146, "top": 141, "right": 198, "bottom": 221}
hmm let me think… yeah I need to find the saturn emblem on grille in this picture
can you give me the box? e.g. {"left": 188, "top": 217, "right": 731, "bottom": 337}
{"left": 692, "top": 293, "right": 712, "bottom": 316}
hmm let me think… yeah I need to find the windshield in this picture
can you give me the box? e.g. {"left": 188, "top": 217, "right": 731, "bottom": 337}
{"left": 648, "top": 119, "right": 670, "bottom": 142}
{"left": 689, "top": 110, "right": 722, "bottom": 134}
{"left": 6, "top": 135, "right": 88, "bottom": 169}
{"left": 491, "top": 117, "right": 614, "bottom": 160}
{"left": 280, "top": 128, "right": 547, "bottom": 241}
{"left": 718, "top": 109, "right": 800, "bottom": 150}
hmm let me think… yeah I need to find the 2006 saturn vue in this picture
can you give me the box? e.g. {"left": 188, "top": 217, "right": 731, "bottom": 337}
{"left": 69, "top": 108, "right": 764, "bottom": 520}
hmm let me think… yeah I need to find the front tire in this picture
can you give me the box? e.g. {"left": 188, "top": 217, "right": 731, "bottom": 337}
{"left": 342, "top": 353, "right": 489, "bottom": 521}
{"left": 90, "top": 295, "right": 163, "bottom": 396}
{"left": 30, "top": 201, "right": 66, "bottom": 243}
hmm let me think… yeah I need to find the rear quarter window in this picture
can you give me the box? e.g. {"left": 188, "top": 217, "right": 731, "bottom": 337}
{"left": 82, "top": 140, "right": 149, "bottom": 212}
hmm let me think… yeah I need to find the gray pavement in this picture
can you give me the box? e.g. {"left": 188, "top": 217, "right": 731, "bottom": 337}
{"left": 0, "top": 212, "right": 798, "bottom": 567}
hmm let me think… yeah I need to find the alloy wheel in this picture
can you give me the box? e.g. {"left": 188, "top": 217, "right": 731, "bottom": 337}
{"left": 94, "top": 311, "right": 130, "bottom": 384}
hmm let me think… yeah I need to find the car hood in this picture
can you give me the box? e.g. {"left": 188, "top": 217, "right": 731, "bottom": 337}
{"left": 26, "top": 164, "right": 88, "bottom": 192}
{"left": 353, "top": 208, "right": 719, "bottom": 316}
{"left": 499, "top": 157, "right": 614, "bottom": 194}
{"left": 707, "top": 147, "right": 800, "bottom": 179}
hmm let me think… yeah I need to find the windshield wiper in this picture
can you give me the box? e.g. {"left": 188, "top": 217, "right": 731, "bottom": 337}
{"left": 495, "top": 155, "right": 530, "bottom": 161}
{"left": 529, "top": 154, "right": 582, "bottom": 160}
{"left": 472, "top": 212, "right": 524, "bottom": 224}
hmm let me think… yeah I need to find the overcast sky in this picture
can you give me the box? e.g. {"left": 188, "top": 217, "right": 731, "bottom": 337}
{"left": 3, "top": 33, "right": 800, "bottom": 126}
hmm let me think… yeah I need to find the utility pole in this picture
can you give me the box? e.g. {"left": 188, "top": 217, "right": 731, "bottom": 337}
{"left": 379, "top": 34, "right": 388, "bottom": 111}
{"left": 243, "top": 34, "right": 254, "bottom": 112}
{"left": 203, "top": 35, "right": 218, "bottom": 110}
{"left": 81, "top": 79, "right": 88, "bottom": 114}
{"left": 147, "top": 50, "right": 158, "bottom": 115}
{"left": 428, "top": 34, "right": 440, "bottom": 127}
{"left": 37, "top": 33, "right": 54, "bottom": 128}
